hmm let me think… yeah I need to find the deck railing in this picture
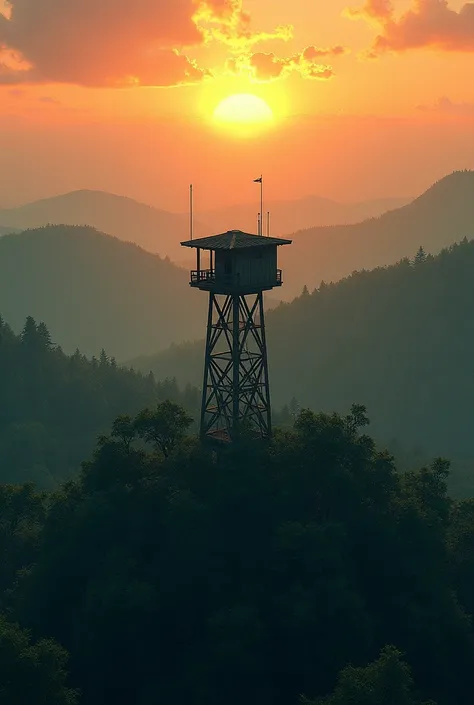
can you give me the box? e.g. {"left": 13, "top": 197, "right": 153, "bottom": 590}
{"left": 191, "top": 269, "right": 215, "bottom": 284}
{"left": 190, "top": 269, "right": 283, "bottom": 286}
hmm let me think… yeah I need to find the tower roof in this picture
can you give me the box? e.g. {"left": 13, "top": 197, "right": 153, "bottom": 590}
{"left": 181, "top": 229, "right": 292, "bottom": 251}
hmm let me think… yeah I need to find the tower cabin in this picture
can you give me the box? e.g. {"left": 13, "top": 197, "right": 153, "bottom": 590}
{"left": 181, "top": 229, "right": 292, "bottom": 294}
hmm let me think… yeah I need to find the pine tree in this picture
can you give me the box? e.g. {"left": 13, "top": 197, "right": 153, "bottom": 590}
{"left": 37, "top": 321, "right": 53, "bottom": 347}
{"left": 413, "top": 246, "right": 427, "bottom": 266}
{"left": 99, "top": 349, "right": 109, "bottom": 367}
{"left": 21, "top": 316, "right": 38, "bottom": 344}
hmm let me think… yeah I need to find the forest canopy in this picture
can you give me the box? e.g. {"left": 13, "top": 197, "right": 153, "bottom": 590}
{"left": 1, "top": 402, "right": 474, "bottom": 704}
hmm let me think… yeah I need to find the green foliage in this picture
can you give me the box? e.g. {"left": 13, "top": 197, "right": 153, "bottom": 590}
{"left": 0, "top": 315, "right": 199, "bottom": 486}
{"left": 134, "top": 400, "right": 193, "bottom": 457}
{"left": 110, "top": 415, "right": 136, "bottom": 452}
{"left": 303, "top": 646, "right": 435, "bottom": 705}
{"left": 447, "top": 499, "right": 474, "bottom": 619}
{"left": 8, "top": 404, "right": 473, "bottom": 705}
{"left": 0, "top": 614, "right": 77, "bottom": 704}
{"left": 0, "top": 484, "right": 45, "bottom": 608}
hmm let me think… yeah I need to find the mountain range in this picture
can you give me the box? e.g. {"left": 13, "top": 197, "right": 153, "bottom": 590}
{"left": 0, "top": 188, "right": 411, "bottom": 264}
{"left": 0, "top": 190, "right": 207, "bottom": 262}
{"left": 279, "top": 170, "right": 474, "bottom": 299}
{"left": 0, "top": 225, "right": 206, "bottom": 360}
{"left": 2, "top": 171, "right": 472, "bottom": 303}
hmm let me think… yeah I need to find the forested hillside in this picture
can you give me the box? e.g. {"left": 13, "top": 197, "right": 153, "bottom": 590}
{"left": 0, "top": 315, "right": 199, "bottom": 486}
{"left": 2, "top": 405, "right": 474, "bottom": 704}
{"left": 280, "top": 170, "right": 474, "bottom": 299}
{"left": 132, "top": 239, "right": 474, "bottom": 490}
{"left": 0, "top": 225, "right": 205, "bottom": 359}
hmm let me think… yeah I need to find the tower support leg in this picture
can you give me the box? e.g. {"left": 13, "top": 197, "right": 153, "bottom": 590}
{"left": 200, "top": 292, "right": 271, "bottom": 442}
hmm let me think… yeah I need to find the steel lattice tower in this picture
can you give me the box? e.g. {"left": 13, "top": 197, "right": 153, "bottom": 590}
{"left": 181, "top": 229, "right": 291, "bottom": 443}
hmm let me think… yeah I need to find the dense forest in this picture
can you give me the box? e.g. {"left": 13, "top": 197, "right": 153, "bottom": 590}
{"left": 0, "top": 225, "right": 206, "bottom": 360}
{"left": 133, "top": 238, "right": 474, "bottom": 494}
{"left": 2, "top": 403, "right": 474, "bottom": 704}
{"left": 0, "top": 314, "right": 200, "bottom": 487}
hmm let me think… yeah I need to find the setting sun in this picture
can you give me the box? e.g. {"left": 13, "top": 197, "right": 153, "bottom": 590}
{"left": 212, "top": 94, "right": 274, "bottom": 136}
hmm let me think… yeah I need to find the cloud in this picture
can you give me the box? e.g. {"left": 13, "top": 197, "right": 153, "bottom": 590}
{"left": 347, "top": 0, "right": 474, "bottom": 55}
{"left": 417, "top": 96, "right": 474, "bottom": 114}
{"left": 0, "top": 0, "right": 346, "bottom": 87}
{"left": 193, "top": 0, "right": 293, "bottom": 49}
{"left": 228, "top": 45, "right": 346, "bottom": 82}
{"left": 345, "top": 0, "right": 393, "bottom": 22}
{"left": 0, "top": 0, "right": 217, "bottom": 86}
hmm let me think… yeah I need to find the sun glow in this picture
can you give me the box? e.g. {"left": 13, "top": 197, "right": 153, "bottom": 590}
{"left": 212, "top": 93, "right": 274, "bottom": 136}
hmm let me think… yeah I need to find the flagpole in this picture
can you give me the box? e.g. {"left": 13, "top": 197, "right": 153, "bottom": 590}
{"left": 253, "top": 175, "right": 263, "bottom": 235}
{"left": 267, "top": 211, "right": 270, "bottom": 237}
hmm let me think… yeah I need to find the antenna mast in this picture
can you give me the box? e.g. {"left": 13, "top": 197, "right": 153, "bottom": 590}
{"left": 190, "top": 184, "right": 194, "bottom": 240}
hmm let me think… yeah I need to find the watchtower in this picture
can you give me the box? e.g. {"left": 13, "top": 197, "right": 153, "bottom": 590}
{"left": 181, "top": 229, "right": 292, "bottom": 442}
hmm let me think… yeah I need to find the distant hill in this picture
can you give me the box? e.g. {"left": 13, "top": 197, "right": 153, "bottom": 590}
{"left": 0, "top": 225, "right": 19, "bottom": 236}
{"left": 279, "top": 170, "right": 474, "bottom": 299}
{"left": 0, "top": 188, "right": 411, "bottom": 268}
{"left": 0, "top": 190, "right": 206, "bottom": 261}
{"left": 198, "top": 194, "right": 411, "bottom": 238}
{"left": 130, "top": 238, "right": 474, "bottom": 495}
{"left": 0, "top": 225, "right": 205, "bottom": 360}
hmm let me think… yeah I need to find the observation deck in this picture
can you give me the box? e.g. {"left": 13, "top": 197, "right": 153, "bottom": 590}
{"left": 181, "top": 229, "right": 291, "bottom": 296}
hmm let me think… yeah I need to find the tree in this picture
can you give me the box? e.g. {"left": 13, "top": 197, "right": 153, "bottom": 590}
{"left": 110, "top": 414, "right": 136, "bottom": 452}
{"left": 37, "top": 322, "right": 53, "bottom": 347}
{"left": 99, "top": 349, "right": 109, "bottom": 367}
{"left": 20, "top": 316, "right": 38, "bottom": 344}
{"left": 134, "top": 400, "right": 193, "bottom": 458}
{"left": 413, "top": 246, "right": 427, "bottom": 266}
{"left": 304, "top": 646, "right": 436, "bottom": 705}
{"left": 0, "top": 615, "right": 78, "bottom": 705}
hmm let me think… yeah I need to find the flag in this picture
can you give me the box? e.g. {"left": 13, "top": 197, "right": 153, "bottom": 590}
{"left": 253, "top": 177, "right": 262, "bottom": 183}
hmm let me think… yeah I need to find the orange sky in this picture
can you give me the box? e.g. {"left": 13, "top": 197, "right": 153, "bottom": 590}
{"left": 0, "top": 0, "right": 473, "bottom": 211}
